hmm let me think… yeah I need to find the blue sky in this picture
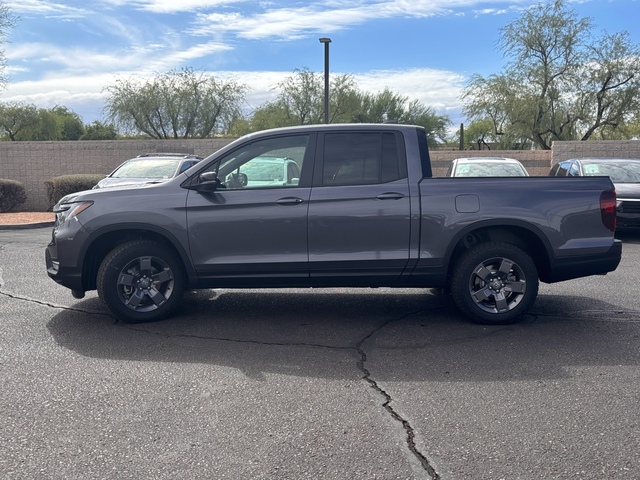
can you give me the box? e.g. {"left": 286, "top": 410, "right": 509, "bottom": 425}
{"left": 1, "top": 0, "right": 639, "bottom": 128}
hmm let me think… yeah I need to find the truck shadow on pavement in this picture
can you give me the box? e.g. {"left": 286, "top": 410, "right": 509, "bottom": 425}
{"left": 46, "top": 288, "right": 640, "bottom": 382}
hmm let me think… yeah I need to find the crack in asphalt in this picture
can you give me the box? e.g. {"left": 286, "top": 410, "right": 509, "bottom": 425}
{"left": 355, "top": 310, "right": 441, "bottom": 480}
{"left": 124, "top": 306, "right": 444, "bottom": 478}
{"left": 5, "top": 286, "right": 442, "bottom": 478}
{"left": 0, "top": 289, "right": 114, "bottom": 319}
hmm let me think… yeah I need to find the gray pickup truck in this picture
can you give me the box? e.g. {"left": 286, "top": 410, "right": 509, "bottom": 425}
{"left": 46, "top": 124, "right": 622, "bottom": 325}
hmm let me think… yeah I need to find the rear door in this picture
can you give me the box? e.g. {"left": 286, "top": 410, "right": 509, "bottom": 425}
{"left": 307, "top": 130, "right": 411, "bottom": 283}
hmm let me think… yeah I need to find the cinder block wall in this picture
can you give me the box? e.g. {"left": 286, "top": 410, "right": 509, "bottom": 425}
{"left": 1, "top": 138, "right": 638, "bottom": 211}
{"left": 429, "top": 150, "right": 552, "bottom": 177}
{"left": 0, "top": 139, "right": 233, "bottom": 211}
{"left": 552, "top": 140, "right": 640, "bottom": 161}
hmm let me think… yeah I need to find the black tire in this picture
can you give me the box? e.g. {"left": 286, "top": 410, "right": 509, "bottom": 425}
{"left": 450, "top": 242, "right": 538, "bottom": 325}
{"left": 97, "top": 240, "right": 185, "bottom": 323}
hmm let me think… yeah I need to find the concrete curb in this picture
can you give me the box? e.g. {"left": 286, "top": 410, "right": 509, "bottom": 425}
{"left": 0, "top": 221, "right": 55, "bottom": 231}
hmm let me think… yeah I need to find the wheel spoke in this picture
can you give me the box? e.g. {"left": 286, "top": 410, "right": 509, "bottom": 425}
{"left": 472, "top": 287, "right": 493, "bottom": 303}
{"left": 504, "top": 279, "right": 526, "bottom": 293}
{"left": 474, "top": 265, "right": 493, "bottom": 282}
{"left": 497, "top": 259, "right": 514, "bottom": 277}
{"left": 139, "top": 256, "right": 152, "bottom": 275}
{"left": 494, "top": 292, "right": 509, "bottom": 312}
{"left": 147, "top": 287, "right": 167, "bottom": 306}
{"left": 152, "top": 269, "right": 173, "bottom": 284}
{"left": 117, "top": 273, "right": 136, "bottom": 287}
{"left": 126, "top": 290, "right": 145, "bottom": 307}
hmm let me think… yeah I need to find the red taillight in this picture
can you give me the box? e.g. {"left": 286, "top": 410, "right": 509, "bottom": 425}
{"left": 600, "top": 190, "right": 617, "bottom": 232}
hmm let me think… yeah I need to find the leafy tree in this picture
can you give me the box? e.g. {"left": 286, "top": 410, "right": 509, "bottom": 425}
{"left": 625, "top": 118, "right": 640, "bottom": 140}
{"left": 81, "top": 120, "right": 118, "bottom": 140}
{"left": 0, "top": 102, "right": 39, "bottom": 140}
{"left": 0, "top": 102, "right": 87, "bottom": 141}
{"left": 0, "top": 1, "right": 16, "bottom": 90}
{"left": 104, "top": 68, "right": 246, "bottom": 139}
{"left": 26, "top": 109, "right": 60, "bottom": 141}
{"left": 246, "top": 99, "right": 298, "bottom": 130}
{"left": 51, "top": 106, "right": 84, "bottom": 140}
{"left": 454, "top": 120, "right": 532, "bottom": 150}
{"left": 276, "top": 67, "right": 325, "bottom": 125}
{"left": 463, "top": 0, "right": 640, "bottom": 149}
{"left": 350, "top": 88, "right": 450, "bottom": 146}
{"left": 242, "top": 68, "right": 450, "bottom": 146}
{"left": 576, "top": 31, "right": 640, "bottom": 140}
{"left": 247, "top": 68, "right": 360, "bottom": 127}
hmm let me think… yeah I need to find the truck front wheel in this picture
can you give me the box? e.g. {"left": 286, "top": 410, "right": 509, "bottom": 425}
{"left": 450, "top": 242, "right": 538, "bottom": 325}
{"left": 97, "top": 240, "right": 185, "bottom": 323}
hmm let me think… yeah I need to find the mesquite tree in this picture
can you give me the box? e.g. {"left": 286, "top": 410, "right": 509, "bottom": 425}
{"left": 104, "top": 68, "right": 246, "bottom": 139}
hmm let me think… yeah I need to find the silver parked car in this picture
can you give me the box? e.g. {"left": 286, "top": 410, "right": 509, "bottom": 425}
{"left": 447, "top": 157, "right": 529, "bottom": 177}
{"left": 550, "top": 157, "right": 640, "bottom": 229}
{"left": 93, "top": 153, "right": 202, "bottom": 189}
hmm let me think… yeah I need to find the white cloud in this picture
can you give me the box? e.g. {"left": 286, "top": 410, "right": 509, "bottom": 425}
{"left": 189, "top": 0, "right": 514, "bottom": 40}
{"left": 355, "top": 68, "right": 465, "bottom": 114}
{"left": 5, "top": 0, "right": 87, "bottom": 18}
{"left": 98, "top": 0, "right": 244, "bottom": 13}
{"left": 191, "top": 2, "right": 442, "bottom": 40}
{"left": 7, "top": 40, "right": 234, "bottom": 77}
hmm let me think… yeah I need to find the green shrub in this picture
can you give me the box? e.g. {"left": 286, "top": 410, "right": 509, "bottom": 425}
{"left": 44, "top": 174, "right": 104, "bottom": 210}
{"left": 0, "top": 179, "right": 28, "bottom": 213}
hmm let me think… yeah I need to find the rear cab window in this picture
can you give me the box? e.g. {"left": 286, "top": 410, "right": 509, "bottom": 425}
{"left": 316, "top": 131, "right": 407, "bottom": 186}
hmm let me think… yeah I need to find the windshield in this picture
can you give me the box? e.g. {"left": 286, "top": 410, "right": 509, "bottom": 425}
{"left": 112, "top": 159, "right": 181, "bottom": 179}
{"left": 239, "top": 160, "right": 285, "bottom": 182}
{"left": 455, "top": 162, "right": 527, "bottom": 177}
{"left": 582, "top": 161, "right": 640, "bottom": 183}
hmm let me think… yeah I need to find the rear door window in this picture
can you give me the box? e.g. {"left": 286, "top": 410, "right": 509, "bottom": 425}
{"left": 319, "top": 132, "right": 405, "bottom": 186}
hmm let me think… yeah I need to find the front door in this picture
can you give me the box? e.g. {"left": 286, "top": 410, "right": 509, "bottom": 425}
{"left": 186, "top": 133, "right": 314, "bottom": 284}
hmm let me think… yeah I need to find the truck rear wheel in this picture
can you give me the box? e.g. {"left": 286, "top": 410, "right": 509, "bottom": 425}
{"left": 450, "top": 242, "right": 538, "bottom": 325}
{"left": 97, "top": 240, "right": 185, "bottom": 323}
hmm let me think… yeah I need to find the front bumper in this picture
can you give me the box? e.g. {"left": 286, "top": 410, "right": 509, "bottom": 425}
{"left": 45, "top": 218, "right": 90, "bottom": 292}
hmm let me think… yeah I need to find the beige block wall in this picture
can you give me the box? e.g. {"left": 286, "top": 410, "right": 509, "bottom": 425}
{"left": 429, "top": 150, "right": 552, "bottom": 177}
{"left": 1, "top": 138, "right": 638, "bottom": 211}
{"left": 0, "top": 139, "right": 233, "bottom": 211}
{"left": 551, "top": 140, "right": 640, "bottom": 161}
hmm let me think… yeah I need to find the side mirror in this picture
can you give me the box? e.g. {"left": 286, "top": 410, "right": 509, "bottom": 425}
{"left": 200, "top": 171, "right": 219, "bottom": 183}
{"left": 187, "top": 171, "right": 223, "bottom": 192}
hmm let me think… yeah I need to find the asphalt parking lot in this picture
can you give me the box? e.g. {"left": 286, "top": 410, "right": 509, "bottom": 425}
{"left": 1, "top": 227, "right": 639, "bottom": 479}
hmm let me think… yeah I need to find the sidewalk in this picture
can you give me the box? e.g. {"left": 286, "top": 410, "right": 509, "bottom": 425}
{"left": 0, "top": 212, "right": 55, "bottom": 229}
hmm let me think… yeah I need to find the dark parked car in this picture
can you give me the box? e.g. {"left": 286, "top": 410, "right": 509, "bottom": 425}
{"left": 93, "top": 153, "right": 202, "bottom": 189}
{"left": 447, "top": 157, "right": 529, "bottom": 177}
{"left": 549, "top": 158, "right": 640, "bottom": 229}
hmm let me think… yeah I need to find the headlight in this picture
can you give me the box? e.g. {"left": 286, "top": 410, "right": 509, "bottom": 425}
{"left": 53, "top": 201, "right": 93, "bottom": 224}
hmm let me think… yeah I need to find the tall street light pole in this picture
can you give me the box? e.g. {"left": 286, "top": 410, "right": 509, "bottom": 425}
{"left": 319, "top": 37, "right": 331, "bottom": 124}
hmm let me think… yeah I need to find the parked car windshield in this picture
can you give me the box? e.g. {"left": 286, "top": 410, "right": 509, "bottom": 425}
{"left": 581, "top": 161, "right": 640, "bottom": 183}
{"left": 112, "top": 159, "right": 181, "bottom": 179}
{"left": 454, "top": 162, "right": 528, "bottom": 177}
{"left": 239, "top": 158, "right": 286, "bottom": 182}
